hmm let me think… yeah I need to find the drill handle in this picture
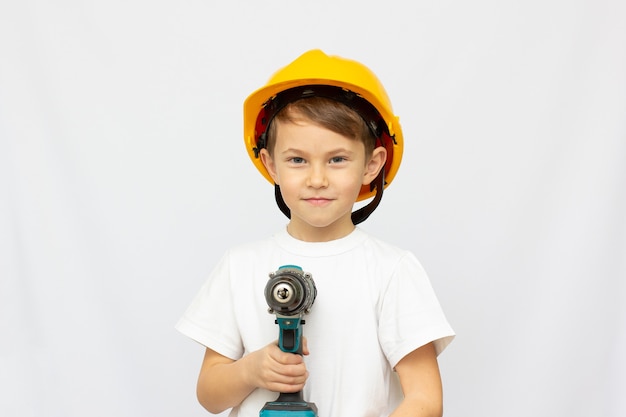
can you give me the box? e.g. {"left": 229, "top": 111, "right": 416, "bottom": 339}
{"left": 276, "top": 317, "right": 304, "bottom": 354}
{"left": 275, "top": 391, "right": 305, "bottom": 403}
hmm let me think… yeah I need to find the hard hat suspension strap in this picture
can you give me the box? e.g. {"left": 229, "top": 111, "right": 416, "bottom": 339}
{"left": 253, "top": 85, "right": 388, "bottom": 157}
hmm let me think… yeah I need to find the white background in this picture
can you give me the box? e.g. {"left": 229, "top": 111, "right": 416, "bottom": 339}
{"left": 1, "top": 1, "right": 625, "bottom": 416}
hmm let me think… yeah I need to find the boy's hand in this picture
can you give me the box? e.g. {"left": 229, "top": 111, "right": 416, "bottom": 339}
{"left": 248, "top": 338, "right": 309, "bottom": 393}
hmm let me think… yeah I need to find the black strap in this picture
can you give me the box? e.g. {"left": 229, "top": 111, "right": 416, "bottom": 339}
{"left": 275, "top": 184, "right": 291, "bottom": 219}
{"left": 351, "top": 168, "right": 385, "bottom": 225}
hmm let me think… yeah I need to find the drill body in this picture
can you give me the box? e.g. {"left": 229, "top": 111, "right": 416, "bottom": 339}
{"left": 260, "top": 265, "right": 318, "bottom": 417}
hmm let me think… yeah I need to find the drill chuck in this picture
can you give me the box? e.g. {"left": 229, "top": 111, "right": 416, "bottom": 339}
{"left": 265, "top": 266, "right": 316, "bottom": 317}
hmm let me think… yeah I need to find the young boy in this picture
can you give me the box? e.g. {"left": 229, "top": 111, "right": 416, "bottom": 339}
{"left": 176, "top": 49, "right": 455, "bottom": 417}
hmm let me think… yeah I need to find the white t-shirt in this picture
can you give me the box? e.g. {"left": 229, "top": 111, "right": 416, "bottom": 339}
{"left": 176, "top": 227, "right": 455, "bottom": 417}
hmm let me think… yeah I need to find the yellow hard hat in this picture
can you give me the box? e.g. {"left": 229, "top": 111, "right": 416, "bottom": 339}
{"left": 244, "top": 49, "right": 404, "bottom": 223}
{"left": 244, "top": 49, "right": 403, "bottom": 200}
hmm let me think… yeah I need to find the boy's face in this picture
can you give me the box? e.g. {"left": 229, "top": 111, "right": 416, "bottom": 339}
{"left": 260, "top": 118, "right": 386, "bottom": 242}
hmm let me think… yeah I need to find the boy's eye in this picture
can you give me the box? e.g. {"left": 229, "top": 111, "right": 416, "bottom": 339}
{"left": 290, "top": 157, "right": 305, "bottom": 164}
{"left": 330, "top": 156, "right": 346, "bottom": 163}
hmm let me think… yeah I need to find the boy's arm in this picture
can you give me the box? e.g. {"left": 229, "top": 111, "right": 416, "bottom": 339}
{"left": 196, "top": 342, "right": 309, "bottom": 414}
{"left": 391, "top": 342, "right": 444, "bottom": 417}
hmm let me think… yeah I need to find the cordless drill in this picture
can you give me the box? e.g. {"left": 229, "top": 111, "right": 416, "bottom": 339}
{"left": 260, "top": 265, "right": 318, "bottom": 417}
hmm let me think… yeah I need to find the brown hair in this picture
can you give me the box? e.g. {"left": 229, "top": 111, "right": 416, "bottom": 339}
{"left": 265, "top": 96, "right": 377, "bottom": 157}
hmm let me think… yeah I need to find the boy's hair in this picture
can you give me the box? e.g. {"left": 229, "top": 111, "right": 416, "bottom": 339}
{"left": 265, "top": 96, "right": 377, "bottom": 157}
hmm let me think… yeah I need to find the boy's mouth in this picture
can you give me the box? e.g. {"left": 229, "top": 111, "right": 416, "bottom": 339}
{"left": 304, "top": 197, "right": 333, "bottom": 206}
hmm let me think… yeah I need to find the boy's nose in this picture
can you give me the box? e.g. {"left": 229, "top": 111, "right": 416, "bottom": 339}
{"left": 306, "top": 165, "right": 329, "bottom": 188}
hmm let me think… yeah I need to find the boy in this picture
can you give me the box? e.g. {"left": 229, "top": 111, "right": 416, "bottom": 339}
{"left": 176, "top": 49, "right": 455, "bottom": 417}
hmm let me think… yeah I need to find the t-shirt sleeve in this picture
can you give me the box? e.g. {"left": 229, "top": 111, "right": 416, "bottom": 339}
{"left": 175, "top": 251, "right": 244, "bottom": 360}
{"left": 378, "top": 252, "right": 455, "bottom": 368}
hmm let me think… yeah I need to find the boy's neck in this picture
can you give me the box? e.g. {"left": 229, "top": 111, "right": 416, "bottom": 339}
{"left": 286, "top": 221, "right": 356, "bottom": 242}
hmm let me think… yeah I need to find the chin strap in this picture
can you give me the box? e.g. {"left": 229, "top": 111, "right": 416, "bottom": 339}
{"left": 351, "top": 168, "right": 385, "bottom": 225}
{"left": 275, "top": 183, "right": 291, "bottom": 220}
{"left": 274, "top": 168, "right": 385, "bottom": 226}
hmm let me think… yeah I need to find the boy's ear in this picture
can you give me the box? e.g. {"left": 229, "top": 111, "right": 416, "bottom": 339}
{"left": 259, "top": 149, "right": 279, "bottom": 184}
{"left": 363, "top": 146, "right": 387, "bottom": 185}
